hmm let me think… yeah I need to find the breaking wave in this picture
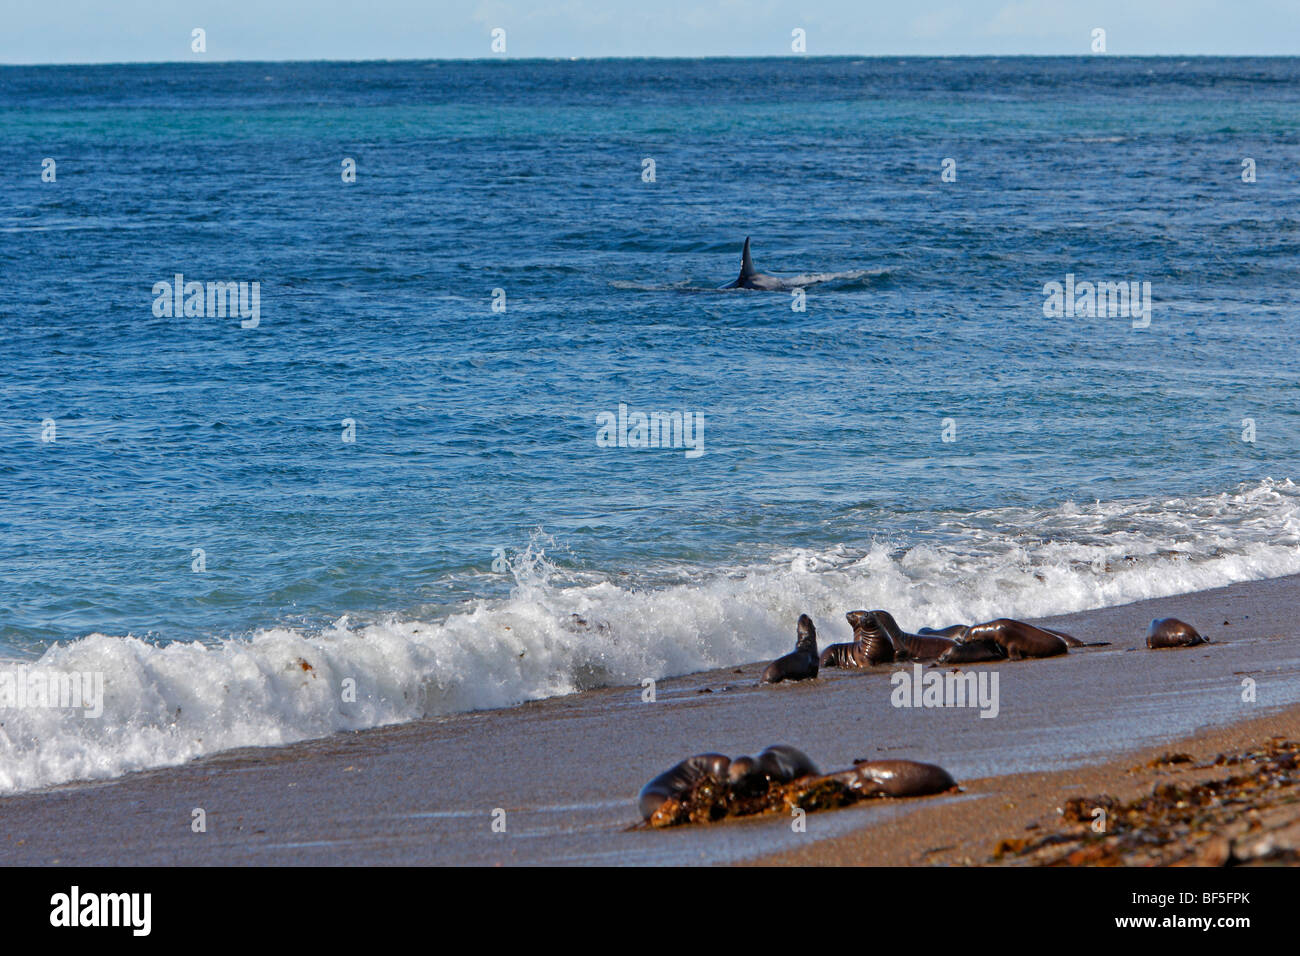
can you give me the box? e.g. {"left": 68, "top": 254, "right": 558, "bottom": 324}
{"left": 2, "top": 478, "right": 1298, "bottom": 794}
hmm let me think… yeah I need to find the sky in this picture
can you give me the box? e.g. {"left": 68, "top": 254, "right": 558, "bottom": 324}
{"left": 1, "top": 1, "right": 1298, "bottom": 64}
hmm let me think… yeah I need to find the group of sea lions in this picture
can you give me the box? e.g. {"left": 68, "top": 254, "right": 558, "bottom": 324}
{"left": 763, "top": 611, "right": 1211, "bottom": 683}
{"left": 637, "top": 744, "right": 957, "bottom": 827}
{"left": 636, "top": 612, "right": 1211, "bottom": 827}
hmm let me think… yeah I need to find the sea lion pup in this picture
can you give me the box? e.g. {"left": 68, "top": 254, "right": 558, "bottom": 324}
{"left": 638, "top": 753, "right": 732, "bottom": 820}
{"left": 868, "top": 609, "right": 959, "bottom": 661}
{"left": 762, "top": 614, "right": 820, "bottom": 683}
{"left": 826, "top": 760, "right": 958, "bottom": 798}
{"left": 1146, "top": 618, "right": 1209, "bottom": 649}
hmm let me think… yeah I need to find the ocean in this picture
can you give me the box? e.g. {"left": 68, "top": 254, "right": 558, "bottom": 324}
{"left": 1, "top": 56, "right": 1299, "bottom": 794}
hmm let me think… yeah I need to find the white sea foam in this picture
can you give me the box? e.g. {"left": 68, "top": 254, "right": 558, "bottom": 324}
{"left": 2, "top": 478, "right": 1298, "bottom": 794}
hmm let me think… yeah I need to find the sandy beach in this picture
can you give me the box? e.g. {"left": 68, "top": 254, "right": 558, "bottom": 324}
{"left": 2, "top": 573, "right": 1298, "bottom": 866}
{"left": 750, "top": 700, "right": 1300, "bottom": 866}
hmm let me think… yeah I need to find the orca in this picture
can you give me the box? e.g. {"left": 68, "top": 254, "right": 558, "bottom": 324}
{"left": 719, "top": 237, "right": 785, "bottom": 290}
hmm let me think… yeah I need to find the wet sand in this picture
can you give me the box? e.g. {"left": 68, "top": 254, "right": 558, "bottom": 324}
{"left": 2, "top": 574, "right": 1298, "bottom": 865}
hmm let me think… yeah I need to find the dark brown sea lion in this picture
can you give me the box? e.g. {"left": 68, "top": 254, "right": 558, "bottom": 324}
{"left": 642, "top": 745, "right": 819, "bottom": 815}
{"left": 820, "top": 610, "right": 886, "bottom": 668}
{"left": 936, "top": 618, "right": 1072, "bottom": 663}
{"left": 762, "top": 614, "right": 819, "bottom": 683}
{"left": 972, "top": 619, "right": 1071, "bottom": 658}
{"left": 870, "top": 610, "right": 960, "bottom": 660}
{"left": 728, "top": 744, "right": 820, "bottom": 795}
{"left": 639, "top": 751, "right": 959, "bottom": 826}
{"left": 1146, "top": 618, "right": 1209, "bottom": 649}
{"left": 934, "top": 636, "right": 1007, "bottom": 664}
{"left": 822, "top": 610, "right": 964, "bottom": 666}
{"left": 825, "top": 759, "right": 958, "bottom": 798}
{"left": 925, "top": 621, "right": 1108, "bottom": 648}
{"left": 637, "top": 753, "right": 732, "bottom": 820}
{"left": 917, "top": 624, "right": 971, "bottom": 639}
{"left": 818, "top": 641, "right": 867, "bottom": 668}
{"left": 725, "top": 755, "right": 758, "bottom": 788}
{"left": 755, "top": 745, "right": 819, "bottom": 782}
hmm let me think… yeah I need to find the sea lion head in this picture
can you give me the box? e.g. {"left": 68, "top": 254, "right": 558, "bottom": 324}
{"left": 795, "top": 614, "right": 817, "bottom": 650}
{"left": 846, "top": 610, "right": 897, "bottom": 664}
{"left": 727, "top": 755, "right": 767, "bottom": 794}
{"left": 845, "top": 609, "right": 875, "bottom": 630}
{"left": 847, "top": 609, "right": 896, "bottom": 639}
{"left": 867, "top": 609, "right": 901, "bottom": 635}
{"left": 727, "top": 755, "right": 756, "bottom": 781}
{"left": 757, "top": 745, "right": 820, "bottom": 782}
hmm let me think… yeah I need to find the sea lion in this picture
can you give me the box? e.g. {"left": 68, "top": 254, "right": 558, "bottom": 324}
{"left": 724, "top": 755, "right": 758, "bottom": 791}
{"left": 935, "top": 639, "right": 1003, "bottom": 660}
{"left": 639, "top": 751, "right": 958, "bottom": 826}
{"left": 935, "top": 618, "right": 1073, "bottom": 663}
{"left": 727, "top": 745, "right": 821, "bottom": 796}
{"left": 820, "top": 610, "right": 889, "bottom": 667}
{"left": 1146, "top": 618, "right": 1208, "bottom": 649}
{"left": 970, "top": 619, "right": 1071, "bottom": 659}
{"left": 826, "top": 760, "right": 958, "bottom": 798}
{"left": 870, "top": 610, "right": 960, "bottom": 660}
{"left": 917, "top": 624, "right": 971, "bottom": 639}
{"left": 642, "top": 746, "right": 820, "bottom": 815}
{"left": 726, "top": 755, "right": 757, "bottom": 784}
{"left": 755, "top": 745, "right": 819, "bottom": 782}
{"left": 637, "top": 753, "right": 732, "bottom": 820}
{"left": 762, "top": 614, "right": 820, "bottom": 683}
{"left": 818, "top": 641, "right": 866, "bottom": 668}
{"left": 923, "top": 621, "right": 1101, "bottom": 647}
{"left": 934, "top": 636, "right": 1007, "bottom": 664}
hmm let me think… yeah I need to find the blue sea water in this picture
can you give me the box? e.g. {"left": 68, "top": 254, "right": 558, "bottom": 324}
{"left": 1, "top": 57, "right": 1299, "bottom": 791}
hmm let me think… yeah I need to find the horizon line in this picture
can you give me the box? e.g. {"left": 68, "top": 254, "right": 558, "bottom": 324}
{"left": 3, "top": 52, "right": 1297, "bottom": 68}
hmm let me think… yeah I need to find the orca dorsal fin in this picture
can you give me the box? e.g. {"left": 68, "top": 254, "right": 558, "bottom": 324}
{"left": 739, "top": 237, "right": 756, "bottom": 278}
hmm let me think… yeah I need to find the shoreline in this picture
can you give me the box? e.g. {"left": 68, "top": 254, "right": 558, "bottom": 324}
{"left": 2, "top": 571, "right": 1299, "bottom": 865}
{"left": 747, "top": 700, "right": 1300, "bottom": 866}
